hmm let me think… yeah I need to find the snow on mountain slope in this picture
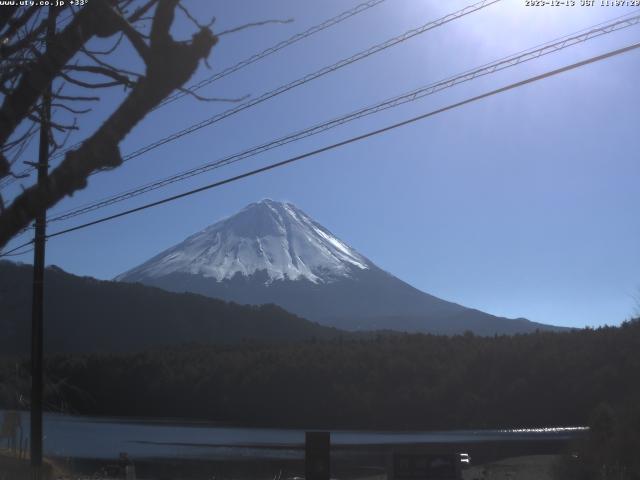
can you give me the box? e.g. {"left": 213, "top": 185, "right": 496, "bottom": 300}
{"left": 115, "top": 199, "right": 566, "bottom": 335}
{"left": 116, "top": 199, "right": 370, "bottom": 285}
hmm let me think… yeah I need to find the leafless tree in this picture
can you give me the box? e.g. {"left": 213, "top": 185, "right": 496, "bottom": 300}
{"left": 0, "top": 0, "right": 220, "bottom": 249}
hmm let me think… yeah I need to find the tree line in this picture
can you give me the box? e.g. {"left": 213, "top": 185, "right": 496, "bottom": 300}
{"left": 2, "top": 319, "right": 640, "bottom": 477}
{"left": 1, "top": 319, "right": 638, "bottom": 432}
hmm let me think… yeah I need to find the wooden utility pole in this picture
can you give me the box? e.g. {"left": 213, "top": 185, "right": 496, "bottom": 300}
{"left": 30, "top": 7, "right": 55, "bottom": 480}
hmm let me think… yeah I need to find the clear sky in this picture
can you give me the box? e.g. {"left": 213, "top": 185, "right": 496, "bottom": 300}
{"left": 3, "top": 0, "right": 640, "bottom": 328}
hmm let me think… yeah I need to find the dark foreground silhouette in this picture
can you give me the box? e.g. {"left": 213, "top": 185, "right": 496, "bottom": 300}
{"left": 1, "top": 319, "right": 638, "bottom": 429}
{"left": 1, "top": 319, "right": 639, "bottom": 477}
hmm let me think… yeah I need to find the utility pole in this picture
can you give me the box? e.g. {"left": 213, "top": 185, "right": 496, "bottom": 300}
{"left": 30, "top": 6, "right": 55, "bottom": 480}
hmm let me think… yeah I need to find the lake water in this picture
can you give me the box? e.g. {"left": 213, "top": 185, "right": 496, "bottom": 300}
{"left": 2, "top": 410, "right": 587, "bottom": 460}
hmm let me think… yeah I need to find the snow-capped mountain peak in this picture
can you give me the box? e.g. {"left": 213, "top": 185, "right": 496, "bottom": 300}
{"left": 116, "top": 199, "right": 370, "bottom": 284}
{"left": 114, "top": 200, "right": 555, "bottom": 335}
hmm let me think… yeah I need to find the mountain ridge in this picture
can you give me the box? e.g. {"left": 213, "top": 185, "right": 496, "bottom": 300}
{"left": 0, "top": 260, "right": 342, "bottom": 354}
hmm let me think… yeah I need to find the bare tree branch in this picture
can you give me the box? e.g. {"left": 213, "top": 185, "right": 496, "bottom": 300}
{"left": 80, "top": 46, "right": 142, "bottom": 78}
{"left": 27, "top": 114, "right": 78, "bottom": 133}
{"left": 111, "top": 11, "right": 151, "bottom": 63}
{"left": 49, "top": 119, "right": 78, "bottom": 154}
{"left": 177, "top": 3, "right": 215, "bottom": 30}
{"left": 3, "top": 170, "right": 30, "bottom": 180}
{"left": 176, "top": 87, "right": 249, "bottom": 103}
{"left": 1, "top": 121, "right": 37, "bottom": 154}
{"left": 8, "top": 129, "right": 37, "bottom": 166}
{"left": 63, "top": 64, "right": 136, "bottom": 87}
{"left": 1, "top": 6, "right": 38, "bottom": 44}
{"left": 0, "top": 0, "right": 218, "bottom": 248}
{"left": 0, "top": 6, "right": 19, "bottom": 34}
{"left": 50, "top": 103, "right": 92, "bottom": 115}
{"left": 217, "top": 18, "right": 294, "bottom": 37}
{"left": 52, "top": 93, "right": 100, "bottom": 102}
{"left": 82, "top": 32, "right": 124, "bottom": 56}
{"left": 0, "top": 0, "right": 119, "bottom": 167}
{"left": 1, "top": 14, "right": 48, "bottom": 58}
{"left": 128, "top": 0, "right": 159, "bottom": 23}
{"left": 59, "top": 71, "right": 127, "bottom": 90}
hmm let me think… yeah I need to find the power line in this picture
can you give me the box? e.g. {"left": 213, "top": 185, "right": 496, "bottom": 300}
{"left": 47, "top": 0, "right": 499, "bottom": 167}
{"left": 3, "top": 38, "right": 637, "bottom": 256}
{"left": 0, "top": 248, "right": 33, "bottom": 257}
{"left": 1, "top": 0, "right": 499, "bottom": 193}
{"left": 122, "top": 0, "right": 500, "bottom": 162}
{"left": 0, "top": 239, "right": 34, "bottom": 257}
{"left": 158, "top": 0, "right": 388, "bottom": 109}
{"left": 0, "top": 1, "right": 388, "bottom": 190}
{"left": 36, "top": 40, "right": 640, "bottom": 243}
{"left": 44, "top": 11, "right": 640, "bottom": 225}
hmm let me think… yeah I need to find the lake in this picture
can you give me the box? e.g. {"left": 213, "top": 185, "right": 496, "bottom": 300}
{"left": 2, "top": 410, "right": 587, "bottom": 461}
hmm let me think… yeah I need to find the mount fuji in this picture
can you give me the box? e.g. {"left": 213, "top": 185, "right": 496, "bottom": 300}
{"left": 116, "top": 199, "right": 563, "bottom": 335}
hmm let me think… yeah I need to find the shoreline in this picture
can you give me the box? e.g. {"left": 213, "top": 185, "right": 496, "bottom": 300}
{"left": 2, "top": 408, "right": 589, "bottom": 433}
{"left": 42, "top": 438, "right": 571, "bottom": 479}
{"left": 3, "top": 439, "right": 569, "bottom": 480}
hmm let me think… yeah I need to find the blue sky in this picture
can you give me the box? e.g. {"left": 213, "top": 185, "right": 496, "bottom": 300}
{"left": 3, "top": 0, "right": 640, "bottom": 328}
